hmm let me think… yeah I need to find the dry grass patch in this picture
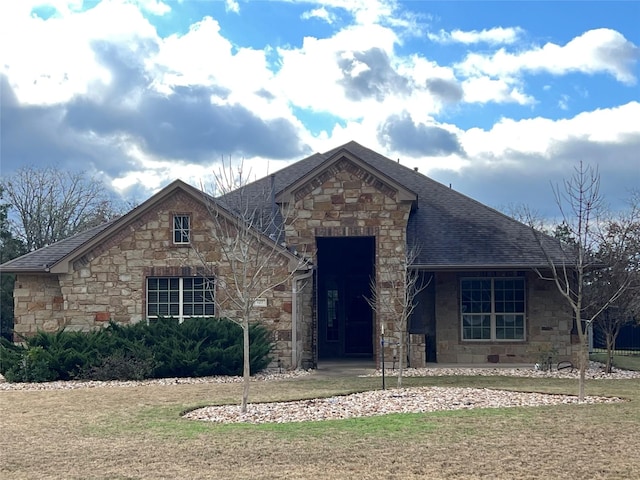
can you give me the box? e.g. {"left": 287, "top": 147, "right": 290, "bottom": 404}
{"left": 1, "top": 375, "right": 639, "bottom": 479}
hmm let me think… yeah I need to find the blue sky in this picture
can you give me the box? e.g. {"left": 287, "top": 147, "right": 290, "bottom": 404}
{"left": 1, "top": 0, "right": 638, "bottom": 218}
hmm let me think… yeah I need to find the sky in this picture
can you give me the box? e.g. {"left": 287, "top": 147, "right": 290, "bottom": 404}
{"left": 1, "top": 0, "right": 639, "bottom": 219}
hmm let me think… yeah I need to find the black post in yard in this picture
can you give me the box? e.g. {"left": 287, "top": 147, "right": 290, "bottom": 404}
{"left": 381, "top": 327, "right": 385, "bottom": 390}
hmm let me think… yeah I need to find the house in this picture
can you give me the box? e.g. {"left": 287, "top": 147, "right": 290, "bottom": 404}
{"left": 1, "top": 141, "right": 577, "bottom": 369}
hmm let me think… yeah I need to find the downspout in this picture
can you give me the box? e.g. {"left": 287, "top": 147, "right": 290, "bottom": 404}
{"left": 292, "top": 269, "right": 314, "bottom": 369}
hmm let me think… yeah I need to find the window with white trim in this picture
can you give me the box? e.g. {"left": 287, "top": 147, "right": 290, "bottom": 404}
{"left": 147, "top": 277, "right": 214, "bottom": 322}
{"left": 461, "top": 277, "right": 525, "bottom": 341}
{"left": 173, "top": 215, "right": 190, "bottom": 244}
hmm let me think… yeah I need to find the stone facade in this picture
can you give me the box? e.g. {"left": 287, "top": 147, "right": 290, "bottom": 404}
{"left": 281, "top": 158, "right": 413, "bottom": 364}
{"left": 13, "top": 275, "right": 64, "bottom": 336}
{"left": 432, "top": 271, "right": 574, "bottom": 364}
{"left": 9, "top": 156, "right": 579, "bottom": 368}
{"left": 12, "top": 190, "right": 299, "bottom": 367}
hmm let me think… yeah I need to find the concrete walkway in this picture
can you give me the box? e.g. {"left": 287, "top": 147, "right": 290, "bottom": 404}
{"left": 315, "top": 359, "right": 377, "bottom": 377}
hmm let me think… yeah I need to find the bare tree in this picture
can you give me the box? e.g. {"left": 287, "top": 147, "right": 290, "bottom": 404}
{"left": 589, "top": 191, "right": 640, "bottom": 372}
{"left": 194, "top": 160, "right": 311, "bottom": 413}
{"left": 530, "top": 163, "right": 634, "bottom": 400}
{"left": 0, "top": 186, "right": 26, "bottom": 340}
{"left": 501, "top": 202, "right": 549, "bottom": 233}
{"left": 2, "top": 166, "right": 122, "bottom": 251}
{"left": 367, "top": 245, "right": 430, "bottom": 387}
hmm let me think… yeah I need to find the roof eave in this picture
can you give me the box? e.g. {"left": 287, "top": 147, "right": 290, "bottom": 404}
{"left": 409, "top": 263, "right": 562, "bottom": 271}
{"left": 0, "top": 266, "right": 52, "bottom": 274}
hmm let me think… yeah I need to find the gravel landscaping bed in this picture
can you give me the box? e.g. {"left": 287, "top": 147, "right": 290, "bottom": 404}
{"left": 370, "top": 361, "right": 640, "bottom": 380}
{"left": 2, "top": 362, "right": 634, "bottom": 425}
{"left": 0, "top": 369, "right": 312, "bottom": 391}
{"left": 1, "top": 361, "right": 637, "bottom": 392}
{"left": 184, "top": 386, "right": 622, "bottom": 425}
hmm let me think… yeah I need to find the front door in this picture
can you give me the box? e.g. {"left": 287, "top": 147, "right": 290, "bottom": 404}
{"left": 317, "top": 237, "right": 375, "bottom": 359}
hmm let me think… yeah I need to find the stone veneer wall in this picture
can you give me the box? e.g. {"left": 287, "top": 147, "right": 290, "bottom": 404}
{"left": 296, "top": 278, "right": 315, "bottom": 369}
{"left": 13, "top": 275, "right": 65, "bottom": 339}
{"left": 12, "top": 191, "right": 297, "bottom": 368}
{"left": 433, "top": 271, "right": 577, "bottom": 364}
{"left": 281, "top": 159, "right": 412, "bottom": 366}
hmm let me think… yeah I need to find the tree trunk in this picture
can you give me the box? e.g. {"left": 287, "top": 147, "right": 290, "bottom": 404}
{"left": 397, "top": 329, "right": 404, "bottom": 388}
{"left": 241, "top": 319, "right": 250, "bottom": 414}
{"left": 605, "top": 333, "right": 615, "bottom": 374}
{"left": 578, "top": 339, "right": 588, "bottom": 402}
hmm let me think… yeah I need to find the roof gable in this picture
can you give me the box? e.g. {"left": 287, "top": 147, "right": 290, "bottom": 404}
{"left": 275, "top": 148, "right": 417, "bottom": 205}
{"left": 1, "top": 179, "right": 303, "bottom": 274}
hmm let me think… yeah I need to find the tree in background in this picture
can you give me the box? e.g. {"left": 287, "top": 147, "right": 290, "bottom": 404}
{"left": 530, "top": 163, "right": 636, "bottom": 401}
{"left": 588, "top": 191, "right": 640, "bottom": 372}
{"left": 0, "top": 186, "right": 26, "bottom": 340}
{"left": 1, "top": 166, "right": 121, "bottom": 251}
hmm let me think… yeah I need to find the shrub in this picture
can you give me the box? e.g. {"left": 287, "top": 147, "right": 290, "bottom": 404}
{"left": 0, "top": 318, "right": 273, "bottom": 382}
{"left": 77, "top": 351, "right": 156, "bottom": 381}
{"left": 3, "top": 345, "right": 58, "bottom": 383}
{"left": 145, "top": 318, "right": 272, "bottom": 378}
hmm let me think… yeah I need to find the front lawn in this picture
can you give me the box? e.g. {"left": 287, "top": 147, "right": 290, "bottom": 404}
{"left": 1, "top": 374, "right": 639, "bottom": 479}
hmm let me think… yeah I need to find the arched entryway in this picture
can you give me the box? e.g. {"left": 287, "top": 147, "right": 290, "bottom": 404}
{"left": 316, "top": 236, "right": 375, "bottom": 359}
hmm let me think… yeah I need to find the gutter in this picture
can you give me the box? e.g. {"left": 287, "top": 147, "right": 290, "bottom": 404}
{"left": 409, "top": 264, "right": 555, "bottom": 271}
{"left": 291, "top": 268, "right": 314, "bottom": 369}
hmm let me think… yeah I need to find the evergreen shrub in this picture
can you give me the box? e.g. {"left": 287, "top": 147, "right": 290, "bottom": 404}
{"left": 0, "top": 318, "right": 272, "bottom": 382}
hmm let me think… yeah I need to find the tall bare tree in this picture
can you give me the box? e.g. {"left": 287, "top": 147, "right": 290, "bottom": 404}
{"left": 0, "top": 186, "right": 26, "bottom": 340}
{"left": 194, "top": 161, "right": 311, "bottom": 413}
{"left": 2, "top": 166, "right": 121, "bottom": 251}
{"left": 589, "top": 191, "right": 640, "bottom": 372}
{"left": 531, "top": 163, "right": 634, "bottom": 400}
{"left": 367, "top": 245, "right": 430, "bottom": 387}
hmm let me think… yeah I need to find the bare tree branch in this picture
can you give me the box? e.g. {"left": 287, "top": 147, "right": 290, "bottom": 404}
{"left": 193, "top": 158, "right": 311, "bottom": 412}
{"left": 526, "top": 162, "right": 635, "bottom": 400}
{"left": 366, "top": 244, "right": 431, "bottom": 387}
{"left": 2, "top": 166, "right": 122, "bottom": 251}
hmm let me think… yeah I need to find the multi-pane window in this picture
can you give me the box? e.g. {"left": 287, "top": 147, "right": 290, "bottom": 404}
{"left": 461, "top": 277, "right": 525, "bottom": 341}
{"left": 147, "top": 277, "right": 214, "bottom": 322}
{"left": 173, "top": 215, "right": 190, "bottom": 244}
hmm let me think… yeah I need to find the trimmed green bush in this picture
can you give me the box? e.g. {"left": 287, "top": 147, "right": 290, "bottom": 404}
{"left": 0, "top": 318, "right": 273, "bottom": 382}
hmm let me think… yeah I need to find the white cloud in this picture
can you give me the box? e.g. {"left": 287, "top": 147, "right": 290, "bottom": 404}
{"left": 461, "top": 77, "right": 534, "bottom": 105}
{"left": 428, "top": 27, "right": 523, "bottom": 45}
{"left": 2, "top": 0, "right": 637, "bottom": 216}
{"left": 458, "top": 28, "right": 639, "bottom": 85}
{"left": 0, "top": 0, "right": 158, "bottom": 105}
{"left": 274, "top": 23, "right": 400, "bottom": 118}
{"left": 305, "top": 0, "right": 396, "bottom": 25}
{"left": 132, "top": 0, "right": 171, "bottom": 15}
{"left": 558, "top": 94, "right": 570, "bottom": 111}
{"left": 301, "top": 7, "right": 337, "bottom": 24}
{"left": 461, "top": 101, "right": 640, "bottom": 162}
{"left": 225, "top": 0, "right": 239, "bottom": 14}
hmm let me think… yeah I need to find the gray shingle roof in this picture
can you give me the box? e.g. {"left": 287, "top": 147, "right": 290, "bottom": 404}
{"left": 221, "top": 141, "right": 568, "bottom": 268}
{"left": 0, "top": 141, "right": 567, "bottom": 272}
{"left": 0, "top": 220, "right": 117, "bottom": 273}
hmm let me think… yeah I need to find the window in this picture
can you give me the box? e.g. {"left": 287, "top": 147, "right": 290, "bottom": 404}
{"left": 173, "top": 215, "right": 190, "bottom": 244}
{"left": 147, "top": 277, "right": 214, "bottom": 322}
{"left": 461, "top": 277, "right": 525, "bottom": 341}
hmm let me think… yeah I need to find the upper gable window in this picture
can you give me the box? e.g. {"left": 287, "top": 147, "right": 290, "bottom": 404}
{"left": 173, "top": 214, "right": 190, "bottom": 244}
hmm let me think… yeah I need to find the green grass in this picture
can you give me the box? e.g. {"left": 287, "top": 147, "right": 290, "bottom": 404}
{"left": 591, "top": 352, "right": 640, "bottom": 371}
